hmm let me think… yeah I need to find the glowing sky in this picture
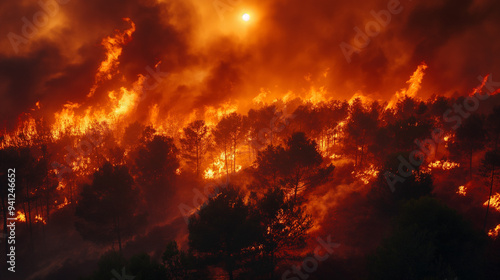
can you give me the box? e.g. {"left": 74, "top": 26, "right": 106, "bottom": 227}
{"left": 1, "top": 0, "right": 500, "bottom": 129}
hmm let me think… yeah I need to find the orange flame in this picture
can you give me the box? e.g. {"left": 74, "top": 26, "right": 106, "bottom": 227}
{"left": 57, "top": 197, "right": 70, "bottom": 209}
{"left": 16, "top": 211, "right": 26, "bottom": 222}
{"left": 488, "top": 224, "right": 500, "bottom": 239}
{"left": 352, "top": 164, "right": 379, "bottom": 185}
{"left": 204, "top": 152, "right": 227, "bottom": 179}
{"left": 1, "top": 114, "right": 38, "bottom": 148}
{"left": 427, "top": 160, "right": 460, "bottom": 171}
{"left": 89, "top": 18, "right": 136, "bottom": 97}
{"left": 457, "top": 185, "right": 467, "bottom": 196}
{"left": 387, "top": 62, "right": 428, "bottom": 109}
{"left": 484, "top": 193, "right": 500, "bottom": 212}
{"left": 35, "top": 214, "right": 46, "bottom": 225}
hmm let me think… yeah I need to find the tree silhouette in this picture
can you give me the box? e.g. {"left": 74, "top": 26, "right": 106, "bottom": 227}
{"left": 255, "top": 187, "right": 312, "bottom": 278}
{"left": 451, "top": 114, "right": 486, "bottom": 181}
{"left": 253, "top": 132, "right": 332, "bottom": 204}
{"left": 212, "top": 113, "right": 245, "bottom": 177}
{"left": 162, "top": 240, "right": 207, "bottom": 279}
{"left": 75, "top": 162, "right": 144, "bottom": 252}
{"left": 133, "top": 135, "right": 179, "bottom": 218}
{"left": 254, "top": 145, "right": 287, "bottom": 188}
{"left": 378, "top": 151, "right": 433, "bottom": 202}
{"left": 369, "top": 197, "right": 486, "bottom": 280}
{"left": 123, "top": 121, "right": 145, "bottom": 148}
{"left": 180, "top": 120, "right": 210, "bottom": 177}
{"left": 344, "top": 99, "right": 379, "bottom": 167}
{"left": 188, "top": 186, "right": 262, "bottom": 280}
{"left": 282, "top": 132, "right": 325, "bottom": 203}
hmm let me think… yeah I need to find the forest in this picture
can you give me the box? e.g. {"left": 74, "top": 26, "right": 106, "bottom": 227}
{"left": 1, "top": 73, "right": 500, "bottom": 279}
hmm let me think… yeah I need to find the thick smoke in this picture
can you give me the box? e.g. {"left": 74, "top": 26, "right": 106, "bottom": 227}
{"left": 1, "top": 0, "right": 500, "bottom": 128}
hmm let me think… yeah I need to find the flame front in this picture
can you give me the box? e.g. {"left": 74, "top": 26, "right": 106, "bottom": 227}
{"left": 386, "top": 62, "right": 428, "bottom": 109}
{"left": 484, "top": 193, "right": 500, "bottom": 212}
{"left": 89, "top": 18, "right": 136, "bottom": 97}
{"left": 427, "top": 160, "right": 460, "bottom": 171}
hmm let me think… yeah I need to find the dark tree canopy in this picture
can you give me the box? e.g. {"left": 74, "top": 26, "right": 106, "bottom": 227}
{"left": 369, "top": 197, "right": 487, "bottom": 280}
{"left": 75, "top": 162, "right": 144, "bottom": 252}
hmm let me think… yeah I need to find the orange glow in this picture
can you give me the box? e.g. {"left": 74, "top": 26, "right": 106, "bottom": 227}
{"left": 471, "top": 74, "right": 500, "bottom": 97}
{"left": 457, "top": 185, "right": 467, "bottom": 196}
{"left": 52, "top": 84, "right": 141, "bottom": 139}
{"left": 484, "top": 193, "right": 500, "bottom": 212}
{"left": 16, "top": 211, "right": 26, "bottom": 222}
{"left": 57, "top": 197, "right": 70, "bottom": 209}
{"left": 329, "top": 154, "right": 342, "bottom": 160}
{"left": 306, "top": 86, "right": 330, "bottom": 107}
{"left": 35, "top": 214, "right": 47, "bottom": 225}
{"left": 353, "top": 164, "right": 379, "bottom": 185}
{"left": 89, "top": 18, "right": 136, "bottom": 97}
{"left": 1, "top": 114, "right": 38, "bottom": 148}
{"left": 386, "top": 62, "right": 428, "bottom": 109}
{"left": 204, "top": 102, "right": 238, "bottom": 128}
{"left": 488, "top": 224, "right": 500, "bottom": 239}
{"left": 204, "top": 152, "right": 227, "bottom": 179}
{"left": 427, "top": 160, "right": 460, "bottom": 171}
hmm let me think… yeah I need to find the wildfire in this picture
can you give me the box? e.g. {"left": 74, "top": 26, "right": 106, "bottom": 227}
{"left": 353, "top": 164, "right": 379, "bottom": 185}
{"left": 306, "top": 86, "right": 330, "bottom": 107}
{"left": 16, "top": 211, "right": 26, "bottom": 222}
{"left": 330, "top": 153, "right": 342, "bottom": 160}
{"left": 484, "top": 193, "right": 500, "bottom": 212}
{"left": 472, "top": 74, "right": 500, "bottom": 97}
{"left": 35, "top": 215, "right": 47, "bottom": 225}
{"left": 57, "top": 197, "right": 70, "bottom": 209}
{"left": 204, "top": 152, "right": 227, "bottom": 179}
{"left": 386, "top": 62, "right": 428, "bottom": 109}
{"left": 1, "top": 114, "right": 38, "bottom": 148}
{"left": 427, "top": 160, "right": 460, "bottom": 171}
{"left": 204, "top": 102, "right": 238, "bottom": 128}
{"left": 52, "top": 83, "right": 141, "bottom": 139}
{"left": 457, "top": 185, "right": 467, "bottom": 196}
{"left": 488, "top": 224, "right": 500, "bottom": 239}
{"left": 203, "top": 151, "right": 242, "bottom": 179}
{"left": 89, "top": 18, "right": 136, "bottom": 97}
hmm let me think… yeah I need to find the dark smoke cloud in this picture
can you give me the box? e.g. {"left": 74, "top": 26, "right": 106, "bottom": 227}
{"left": 1, "top": 0, "right": 500, "bottom": 129}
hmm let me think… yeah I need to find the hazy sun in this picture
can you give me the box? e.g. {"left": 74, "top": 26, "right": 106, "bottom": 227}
{"left": 242, "top": 13, "right": 250, "bottom": 21}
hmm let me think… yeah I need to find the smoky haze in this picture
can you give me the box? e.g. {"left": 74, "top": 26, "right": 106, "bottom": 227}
{"left": 1, "top": 0, "right": 500, "bottom": 128}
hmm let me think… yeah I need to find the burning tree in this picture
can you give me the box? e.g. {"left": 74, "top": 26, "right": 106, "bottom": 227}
{"left": 212, "top": 112, "right": 246, "bottom": 177}
{"left": 180, "top": 120, "right": 210, "bottom": 177}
